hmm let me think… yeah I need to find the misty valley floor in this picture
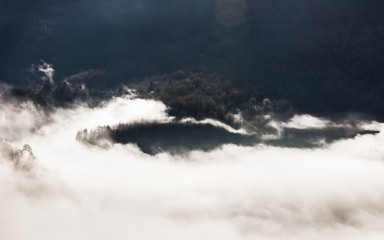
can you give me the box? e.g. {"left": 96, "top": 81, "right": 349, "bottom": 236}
{"left": 1, "top": 96, "right": 384, "bottom": 240}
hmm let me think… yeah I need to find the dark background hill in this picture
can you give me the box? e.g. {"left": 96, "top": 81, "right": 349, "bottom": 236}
{"left": 1, "top": 0, "right": 384, "bottom": 119}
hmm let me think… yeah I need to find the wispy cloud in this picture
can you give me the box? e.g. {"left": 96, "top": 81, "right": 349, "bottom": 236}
{"left": 37, "top": 60, "right": 55, "bottom": 83}
{"left": 28, "top": 60, "right": 55, "bottom": 83}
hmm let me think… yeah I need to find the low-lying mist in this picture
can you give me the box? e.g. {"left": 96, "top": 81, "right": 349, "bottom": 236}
{"left": 1, "top": 96, "right": 384, "bottom": 240}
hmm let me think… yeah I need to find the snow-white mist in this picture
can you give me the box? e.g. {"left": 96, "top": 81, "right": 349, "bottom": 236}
{"left": 1, "top": 96, "right": 384, "bottom": 240}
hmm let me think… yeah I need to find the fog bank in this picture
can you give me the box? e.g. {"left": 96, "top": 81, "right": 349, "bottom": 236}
{"left": 1, "top": 97, "right": 384, "bottom": 240}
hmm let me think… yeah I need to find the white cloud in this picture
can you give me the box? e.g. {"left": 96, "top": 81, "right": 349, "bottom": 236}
{"left": 282, "top": 114, "right": 331, "bottom": 129}
{"left": 180, "top": 117, "right": 248, "bottom": 134}
{"left": 37, "top": 60, "right": 55, "bottom": 83}
{"left": 1, "top": 97, "right": 384, "bottom": 240}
